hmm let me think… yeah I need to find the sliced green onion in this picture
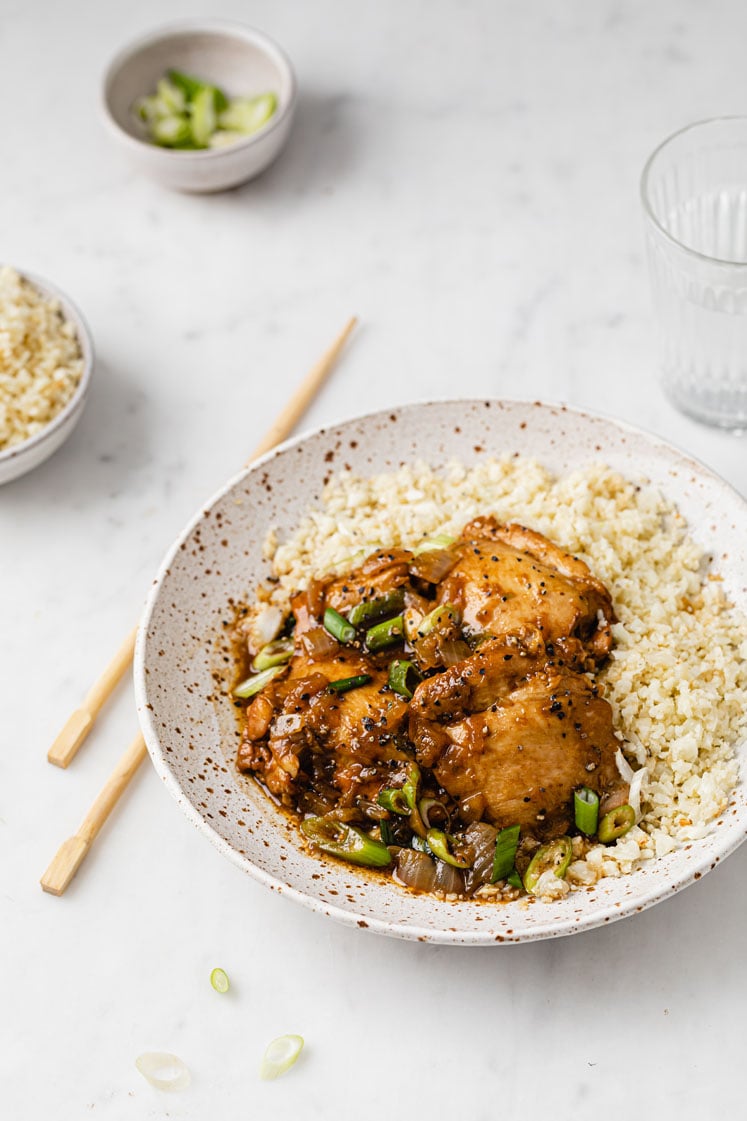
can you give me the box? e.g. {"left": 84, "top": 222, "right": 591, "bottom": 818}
{"left": 377, "top": 787, "right": 410, "bottom": 814}
{"left": 387, "top": 659, "right": 421, "bottom": 699}
{"left": 366, "top": 614, "right": 405, "bottom": 651}
{"left": 574, "top": 786, "right": 600, "bottom": 836}
{"left": 167, "top": 69, "right": 228, "bottom": 110}
{"left": 328, "top": 674, "right": 372, "bottom": 694}
{"left": 347, "top": 587, "right": 405, "bottom": 628}
{"left": 300, "top": 817, "right": 392, "bottom": 867}
{"left": 260, "top": 1034, "right": 304, "bottom": 1081}
{"left": 151, "top": 114, "right": 193, "bottom": 147}
{"left": 415, "top": 602, "right": 460, "bottom": 638}
{"left": 210, "top": 967, "right": 230, "bottom": 993}
{"left": 379, "top": 819, "right": 394, "bottom": 845}
{"left": 507, "top": 870, "right": 523, "bottom": 890}
{"left": 156, "top": 77, "right": 186, "bottom": 113}
{"left": 524, "top": 837, "right": 573, "bottom": 894}
{"left": 412, "top": 533, "right": 457, "bottom": 555}
{"left": 323, "top": 606, "right": 356, "bottom": 644}
{"left": 401, "top": 763, "right": 421, "bottom": 812}
{"left": 218, "top": 92, "right": 277, "bottom": 135}
{"left": 491, "top": 824, "right": 521, "bottom": 882}
{"left": 234, "top": 664, "right": 284, "bottom": 699}
{"left": 252, "top": 637, "right": 294, "bottom": 672}
{"left": 135, "top": 1052, "right": 191, "bottom": 1092}
{"left": 426, "top": 829, "right": 473, "bottom": 869}
{"left": 411, "top": 834, "right": 430, "bottom": 853}
{"left": 598, "top": 804, "right": 636, "bottom": 843}
{"left": 418, "top": 797, "right": 449, "bottom": 829}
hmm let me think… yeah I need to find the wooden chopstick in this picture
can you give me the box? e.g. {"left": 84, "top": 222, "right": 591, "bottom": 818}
{"left": 41, "top": 733, "right": 147, "bottom": 895}
{"left": 48, "top": 626, "right": 138, "bottom": 768}
{"left": 46, "top": 315, "right": 358, "bottom": 770}
{"left": 41, "top": 316, "right": 358, "bottom": 895}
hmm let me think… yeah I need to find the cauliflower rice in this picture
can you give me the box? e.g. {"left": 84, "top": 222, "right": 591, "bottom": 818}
{"left": 0, "top": 266, "right": 83, "bottom": 451}
{"left": 254, "top": 457, "right": 747, "bottom": 893}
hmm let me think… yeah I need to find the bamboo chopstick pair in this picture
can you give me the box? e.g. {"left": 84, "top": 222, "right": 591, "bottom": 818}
{"left": 40, "top": 317, "right": 358, "bottom": 896}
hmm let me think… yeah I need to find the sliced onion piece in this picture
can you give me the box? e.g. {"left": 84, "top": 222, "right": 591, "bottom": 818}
{"left": 260, "top": 1034, "right": 304, "bottom": 1080}
{"left": 135, "top": 1052, "right": 191, "bottom": 1092}
{"left": 615, "top": 747, "right": 635, "bottom": 784}
{"left": 627, "top": 765, "right": 648, "bottom": 823}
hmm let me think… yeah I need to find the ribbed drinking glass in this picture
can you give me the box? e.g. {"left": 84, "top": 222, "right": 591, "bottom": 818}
{"left": 641, "top": 117, "right": 747, "bottom": 430}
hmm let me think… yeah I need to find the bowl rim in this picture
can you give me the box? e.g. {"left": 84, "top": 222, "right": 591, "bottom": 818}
{"left": 134, "top": 398, "right": 747, "bottom": 943}
{"left": 0, "top": 266, "right": 94, "bottom": 467}
{"left": 100, "top": 18, "right": 297, "bottom": 160}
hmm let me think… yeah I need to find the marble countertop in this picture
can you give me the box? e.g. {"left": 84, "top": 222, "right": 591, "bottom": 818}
{"left": 4, "top": 1, "right": 747, "bottom": 1117}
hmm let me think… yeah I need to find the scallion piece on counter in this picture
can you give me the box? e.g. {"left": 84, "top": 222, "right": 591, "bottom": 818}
{"left": 210, "top": 967, "right": 230, "bottom": 993}
{"left": 574, "top": 786, "right": 600, "bottom": 836}
{"left": 491, "top": 824, "right": 521, "bottom": 882}
{"left": 323, "top": 607, "right": 356, "bottom": 644}
{"left": 347, "top": 587, "right": 405, "bottom": 628}
{"left": 387, "top": 658, "right": 421, "bottom": 699}
{"left": 426, "top": 828, "right": 473, "bottom": 869}
{"left": 252, "top": 637, "right": 294, "bottom": 672}
{"left": 365, "top": 614, "right": 405, "bottom": 651}
{"left": 260, "top": 1034, "right": 305, "bottom": 1081}
{"left": 598, "top": 803, "right": 635, "bottom": 843}
{"left": 300, "top": 817, "right": 392, "bottom": 867}
{"left": 233, "top": 664, "right": 284, "bottom": 699}
{"left": 523, "top": 837, "right": 573, "bottom": 894}
{"left": 328, "top": 674, "right": 372, "bottom": 694}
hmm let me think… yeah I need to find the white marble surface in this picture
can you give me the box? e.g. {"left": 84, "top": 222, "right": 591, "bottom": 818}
{"left": 4, "top": 1, "right": 747, "bottom": 1116}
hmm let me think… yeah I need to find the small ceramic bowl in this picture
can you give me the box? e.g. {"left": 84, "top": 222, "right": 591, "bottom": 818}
{"left": 0, "top": 269, "right": 93, "bottom": 486}
{"left": 101, "top": 20, "right": 297, "bottom": 193}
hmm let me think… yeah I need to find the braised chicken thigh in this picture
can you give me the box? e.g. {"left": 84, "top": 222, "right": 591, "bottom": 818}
{"left": 235, "top": 516, "right": 632, "bottom": 898}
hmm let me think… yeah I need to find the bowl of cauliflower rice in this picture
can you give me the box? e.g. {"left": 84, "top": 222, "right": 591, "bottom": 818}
{"left": 0, "top": 265, "right": 93, "bottom": 485}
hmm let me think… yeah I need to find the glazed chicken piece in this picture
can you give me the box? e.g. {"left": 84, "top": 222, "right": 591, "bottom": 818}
{"left": 438, "top": 517, "right": 615, "bottom": 668}
{"left": 409, "top": 637, "right": 624, "bottom": 837}
{"left": 322, "top": 547, "right": 414, "bottom": 615}
{"left": 237, "top": 642, "right": 409, "bottom": 806}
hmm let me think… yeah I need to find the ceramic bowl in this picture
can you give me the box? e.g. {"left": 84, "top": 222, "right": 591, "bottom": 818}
{"left": 101, "top": 20, "right": 297, "bottom": 193}
{"left": 0, "top": 269, "right": 93, "bottom": 486}
{"left": 135, "top": 400, "right": 747, "bottom": 943}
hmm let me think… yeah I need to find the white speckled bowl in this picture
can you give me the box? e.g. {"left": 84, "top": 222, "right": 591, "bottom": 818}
{"left": 0, "top": 269, "right": 93, "bottom": 486}
{"left": 135, "top": 401, "right": 747, "bottom": 943}
{"left": 101, "top": 21, "right": 297, "bottom": 193}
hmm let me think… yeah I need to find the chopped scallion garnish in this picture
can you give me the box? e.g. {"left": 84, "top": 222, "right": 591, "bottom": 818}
{"left": 415, "top": 602, "right": 460, "bottom": 638}
{"left": 347, "top": 588, "right": 405, "bottom": 628}
{"left": 377, "top": 787, "right": 410, "bottom": 814}
{"left": 574, "top": 786, "right": 600, "bottom": 836}
{"left": 328, "top": 674, "right": 372, "bottom": 693}
{"left": 365, "top": 614, "right": 405, "bottom": 651}
{"left": 252, "top": 637, "right": 294, "bottom": 672}
{"left": 323, "top": 607, "right": 356, "bottom": 644}
{"left": 491, "top": 824, "right": 521, "bottom": 882}
{"left": 412, "top": 534, "right": 456, "bottom": 555}
{"left": 387, "top": 658, "right": 421, "bottom": 699}
{"left": 234, "top": 664, "right": 284, "bottom": 699}
{"left": 300, "top": 817, "right": 392, "bottom": 867}
{"left": 598, "top": 803, "right": 635, "bottom": 843}
{"left": 523, "top": 837, "right": 572, "bottom": 894}
{"left": 426, "top": 828, "right": 473, "bottom": 869}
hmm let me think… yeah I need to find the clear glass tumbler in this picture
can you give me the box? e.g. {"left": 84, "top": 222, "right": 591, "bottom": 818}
{"left": 641, "top": 117, "right": 747, "bottom": 430}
